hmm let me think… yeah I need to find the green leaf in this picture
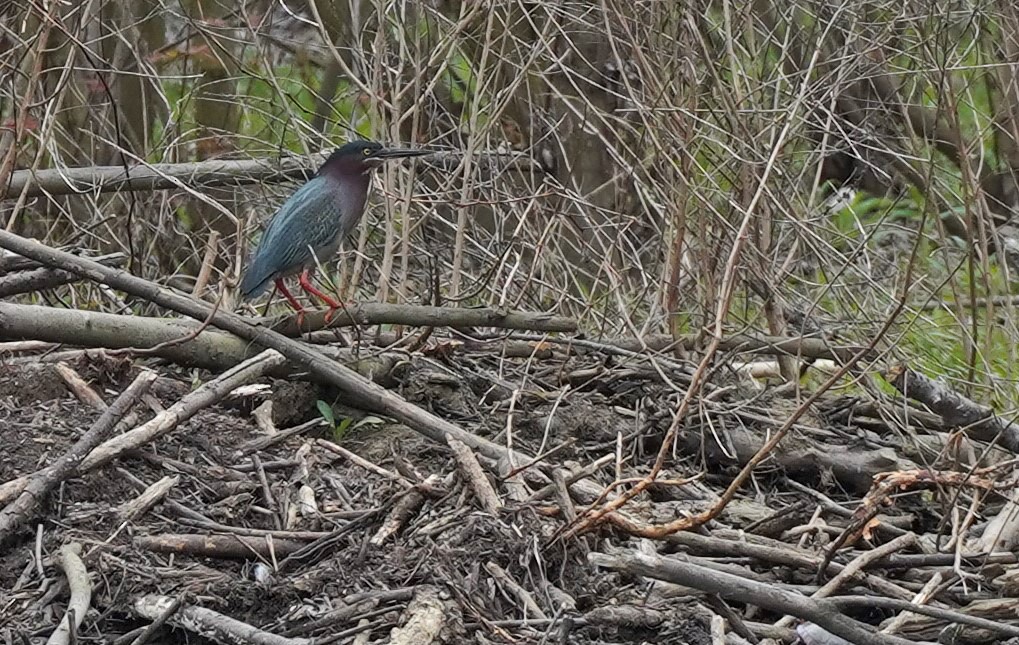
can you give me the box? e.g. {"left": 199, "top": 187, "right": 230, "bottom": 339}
{"left": 349, "top": 416, "right": 384, "bottom": 432}
{"left": 316, "top": 400, "right": 335, "bottom": 427}
{"left": 333, "top": 416, "right": 354, "bottom": 442}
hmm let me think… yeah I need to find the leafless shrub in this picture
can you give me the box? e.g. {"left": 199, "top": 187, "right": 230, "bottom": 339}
{"left": 2, "top": 0, "right": 1018, "bottom": 393}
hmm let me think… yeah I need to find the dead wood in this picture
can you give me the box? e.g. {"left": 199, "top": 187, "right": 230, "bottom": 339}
{"left": 46, "top": 543, "right": 91, "bottom": 645}
{"left": 665, "top": 531, "right": 914, "bottom": 600}
{"left": 774, "top": 533, "right": 917, "bottom": 629}
{"left": 0, "top": 302, "right": 442, "bottom": 382}
{"left": 0, "top": 232, "right": 525, "bottom": 464}
{"left": 447, "top": 436, "right": 503, "bottom": 515}
{"left": 1, "top": 151, "right": 542, "bottom": 199}
{"left": 0, "top": 370, "right": 155, "bottom": 543}
{"left": 174, "top": 518, "right": 330, "bottom": 542}
{"left": 972, "top": 492, "right": 1019, "bottom": 553}
{"left": 251, "top": 400, "right": 276, "bottom": 434}
{"left": 485, "top": 560, "right": 548, "bottom": 619}
{"left": 589, "top": 550, "right": 921, "bottom": 645}
{"left": 870, "top": 550, "right": 1019, "bottom": 569}
{"left": 387, "top": 586, "right": 449, "bottom": 645}
{"left": 53, "top": 362, "right": 107, "bottom": 409}
{"left": 315, "top": 439, "right": 413, "bottom": 488}
{"left": 584, "top": 605, "right": 665, "bottom": 628}
{"left": 888, "top": 363, "right": 1019, "bottom": 452}
{"left": 821, "top": 469, "right": 1009, "bottom": 574}
{"left": 473, "top": 603, "right": 789, "bottom": 641}
{"left": 115, "top": 475, "right": 179, "bottom": 523}
{"left": 282, "top": 599, "right": 380, "bottom": 637}
{"left": 133, "top": 534, "right": 306, "bottom": 559}
{"left": 0, "top": 339, "right": 54, "bottom": 353}
{"left": 370, "top": 474, "right": 443, "bottom": 546}
{"left": 678, "top": 424, "right": 915, "bottom": 493}
{"left": 709, "top": 614, "right": 725, "bottom": 645}
{"left": 881, "top": 572, "right": 942, "bottom": 636}
{"left": 0, "top": 252, "right": 125, "bottom": 296}
{"left": 831, "top": 596, "right": 1019, "bottom": 639}
{"left": 509, "top": 331, "right": 865, "bottom": 363}
{"left": 121, "top": 596, "right": 182, "bottom": 645}
{"left": 271, "top": 302, "right": 577, "bottom": 335}
{"left": 79, "top": 350, "right": 286, "bottom": 471}
{"left": 280, "top": 587, "right": 416, "bottom": 638}
{"left": 233, "top": 418, "right": 324, "bottom": 458}
{"left": 133, "top": 594, "right": 311, "bottom": 645}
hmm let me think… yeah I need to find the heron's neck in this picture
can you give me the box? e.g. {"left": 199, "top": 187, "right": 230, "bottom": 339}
{"left": 322, "top": 168, "right": 370, "bottom": 214}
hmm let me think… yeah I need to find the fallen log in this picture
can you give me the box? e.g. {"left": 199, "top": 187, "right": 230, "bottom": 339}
{"left": 0, "top": 231, "right": 521, "bottom": 463}
{"left": 271, "top": 302, "right": 576, "bottom": 335}
{"left": 134, "top": 534, "right": 306, "bottom": 560}
{"left": 589, "top": 551, "right": 921, "bottom": 645}
{"left": 2, "top": 151, "right": 542, "bottom": 199}
{"left": 0, "top": 302, "right": 572, "bottom": 373}
{"left": 0, "top": 252, "right": 125, "bottom": 296}
{"left": 0, "top": 302, "right": 402, "bottom": 382}
{"left": 887, "top": 363, "right": 1019, "bottom": 452}
{"left": 133, "top": 594, "right": 311, "bottom": 645}
{"left": 677, "top": 424, "right": 917, "bottom": 493}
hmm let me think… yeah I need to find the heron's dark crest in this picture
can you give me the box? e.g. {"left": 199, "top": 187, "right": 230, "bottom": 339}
{"left": 319, "top": 140, "right": 429, "bottom": 178}
{"left": 320, "top": 141, "right": 384, "bottom": 177}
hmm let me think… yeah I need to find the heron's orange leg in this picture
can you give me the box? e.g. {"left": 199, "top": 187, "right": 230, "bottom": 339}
{"left": 298, "top": 269, "right": 341, "bottom": 322}
{"left": 275, "top": 278, "right": 308, "bottom": 327}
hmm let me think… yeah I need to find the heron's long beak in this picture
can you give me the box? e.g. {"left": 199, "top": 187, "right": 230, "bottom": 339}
{"left": 373, "top": 147, "right": 431, "bottom": 160}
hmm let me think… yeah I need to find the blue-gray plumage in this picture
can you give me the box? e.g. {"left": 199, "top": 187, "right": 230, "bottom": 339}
{"left": 240, "top": 140, "right": 428, "bottom": 319}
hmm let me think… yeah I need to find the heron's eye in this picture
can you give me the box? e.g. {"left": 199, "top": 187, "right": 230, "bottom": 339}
{"left": 362, "top": 148, "right": 371, "bottom": 156}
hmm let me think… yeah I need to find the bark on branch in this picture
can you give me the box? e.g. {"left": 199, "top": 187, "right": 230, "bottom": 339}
{"left": 0, "top": 302, "right": 564, "bottom": 375}
{"left": 134, "top": 534, "right": 306, "bottom": 560}
{"left": 589, "top": 551, "right": 920, "bottom": 645}
{"left": 274, "top": 302, "right": 576, "bottom": 335}
{"left": 2, "top": 151, "right": 543, "bottom": 199}
{"left": 133, "top": 595, "right": 310, "bottom": 645}
{"left": 0, "top": 252, "right": 125, "bottom": 296}
{"left": 887, "top": 363, "right": 1019, "bottom": 452}
{"left": 46, "top": 544, "right": 91, "bottom": 645}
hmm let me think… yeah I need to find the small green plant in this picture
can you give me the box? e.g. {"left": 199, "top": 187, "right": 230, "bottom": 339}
{"left": 316, "top": 399, "right": 346, "bottom": 441}
{"left": 332, "top": 417, "right": 354, "bottom": 442}
{"left": 316, "top": 400, "right": 383, "bottom": 442}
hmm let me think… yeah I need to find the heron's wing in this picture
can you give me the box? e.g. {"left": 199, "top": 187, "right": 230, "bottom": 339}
{"left": 239, "top": 178, "right": 343, "bottom": 297}
{"left": 257, "top": 178, "right": 331, "bottom": 249}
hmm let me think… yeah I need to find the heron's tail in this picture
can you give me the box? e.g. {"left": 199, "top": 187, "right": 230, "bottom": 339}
{"left": 239, "top": 255, "right": 272, "bottom": 300}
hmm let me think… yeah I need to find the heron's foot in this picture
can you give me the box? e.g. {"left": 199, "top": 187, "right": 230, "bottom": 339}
{"left": 299, "top": 269, "right": 343, "bottom": 312}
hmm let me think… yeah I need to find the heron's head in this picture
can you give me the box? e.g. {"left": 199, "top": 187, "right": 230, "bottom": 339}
{"left": 320, "top": 140, "right": 429, "bottom": 177}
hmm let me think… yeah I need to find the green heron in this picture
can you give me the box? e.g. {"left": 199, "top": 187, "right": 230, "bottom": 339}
{"left": 239, "top": 140, "right": 428, "bottom": 321}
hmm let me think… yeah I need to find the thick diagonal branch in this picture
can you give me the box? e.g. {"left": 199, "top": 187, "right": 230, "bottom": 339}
{"left": 0, "top": 231, "right": 519, "bottom": 463}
